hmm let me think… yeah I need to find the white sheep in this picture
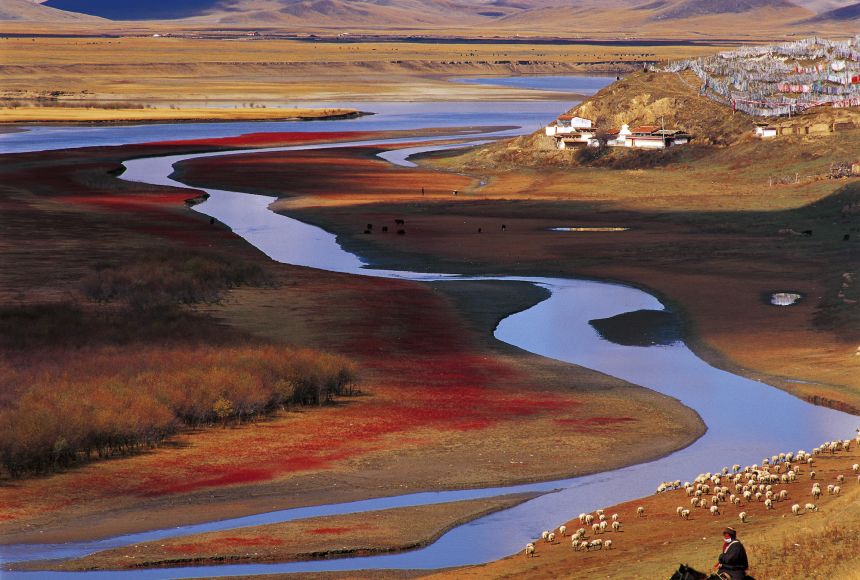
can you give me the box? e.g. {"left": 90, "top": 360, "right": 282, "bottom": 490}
{"left": 587, "top": 539, "right": 603, "bottom": 551}
{"left": 779, "top": 489, "right": 789, "bottom": 501}
{"left": 605, "top": 539, "right": 613, "bottom": 550}
{"left": 677, "top": 506, "right": 685, "bottom": 516}
{"left": 837, "top": 474, "right": 845, "bottom": 484}
{"left": 611, "top": 521, "right": 622, "bottom": 532}
{"left": 833, "top": 485, "right": 841, "bottom": 496}
{"left": 805, "top": 503, "right": 818, "bottom": 512}
{"left": 576, "top": 540, "right": 589, "bottom": 552}
{"left": 585, "top": 514, "right": 594, "bottom": 525}
{"left": 812, "top": 487, "right": 822, "bottom": 500}
{"left": 827, "top": 484, "right": 835, "bottom": 494}
{"left": 541, "top": 530, "right": 550, "bottom": 542}
{"left": 764, "top": 498, "right": 773, "bottom": 510}
{"left": 681, "top": 509, "right": 691, "bottom": 520}
{"left": 792, "top": 503, "right": 802, "bottom": 515}
{"left": 592, "top": 523, "right": 600, "bottom": 535}
{"left": 709, "top": 505, "right": 720, "bottom": 516}
{"left": 599, "top": 520, "right": 608, "bottom": 534}
{"left": 852, "top": 464, "right": 859, "bottom": 474}
{"left": 637, "top": 506, "right": 645, "bottom": 517}
{"left": 578, "top": 513, "right": 587, "bottom": 524}
{"left": 598, "top": 513, "right": 606, "bottom": 522}
{"left": 739, "top": 511, "right": 748, "bottom": 523}
{"left": 611, "top": 513, "right": 619, "bottom": 522}
{"left": 525, "top": 542, "right": 536, "bottom": 557}
{"left": 558, "top": 525, "right": 567, "bottom": 537}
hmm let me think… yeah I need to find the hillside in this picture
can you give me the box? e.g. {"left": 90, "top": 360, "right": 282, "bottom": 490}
{"left": 453, "top": 69, "right": 755, "bottom": 170}
{"left": 809, "top": 0, "right": 860, "bottom": 20}
{"left": 2, "top": 0, "right": 853, "bottom": 33}
{"left": 0, "top": 0, "right": 102, "bottom": 21}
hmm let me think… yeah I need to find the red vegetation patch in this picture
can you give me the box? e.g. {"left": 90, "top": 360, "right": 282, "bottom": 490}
{"left": 151, "top": 131, "right": 372, "bottom": 148}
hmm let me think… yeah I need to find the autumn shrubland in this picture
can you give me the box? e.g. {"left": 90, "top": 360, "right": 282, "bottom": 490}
{"left": 0, "top": 247, "right": 357, "bottom": 479}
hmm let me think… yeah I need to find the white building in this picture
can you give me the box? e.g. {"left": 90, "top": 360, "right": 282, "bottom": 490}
{"left": 754, "top": 123, "right": 778, "bottom": 138}
{"left": 545, "top": 115, "right": 593, "bottom": 136}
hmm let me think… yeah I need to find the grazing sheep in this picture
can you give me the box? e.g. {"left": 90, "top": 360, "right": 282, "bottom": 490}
{"left": 576, "top": 540, "right": 589, "bottom": 552}
{"left": 837, "top": 474, "right": 845, "bottom": 484}
{"left": 587, "top": 539, "right": 603, "bottom": 551}
{"left": 681, "top": 509, "right": 691, "bottom": 520}
{"left": 833, "top": 485, "right": 841, "bottom": 496}
{"left": 677, "top": 506, "right": 685, "bottom": 516}
{"left": 598, "top": 514, "right": 606, "bottom": 522}
{"left": 709, "top": 505, "right": 720, "bottom": 516}
{"left": 637, "top": 506, "right": 645, "bottom": 517}
{"left": 585, "top": 514, "right": 594, "bottom": 525}
{"left": 558, "top": 525, "right": 567, "bottom": 537}
{"left": 611, "top": 513, "right": 619, "bottom": 522}
{"left": 541, "top": 530, "right": 550, "bottom": 542}
{"left": 812, "top": 487, "right": 822, "bottom": 500}
{"left": 792, "top": 503, "right": 802, "bottom": 515}
{"left": 779, "top": 489, "right": 789, "bottom": 501}
{"left": 805, "top": 503, "right": 818, "bottom": 512}
{"left": 592, "top": 523, "right": 600, "bottom": 535}
{"left": 578, "top": 513, "right": 587, "bottom": 524}
{"left": 827, "top": 484, "right": 835, "bottom": 494}
{"left": 611, "top": 521, "right": 622, "bottom": 532}
{"left": 764, "top": 499, "right": 774, "bottom": 510}
{"left": 852, "top": 464, "right": 859, "bottom": 474}
{"left": 599, "top": 521, "right": 608, "bottom": 534}
{"left": 691, "top": 498, "right": 699, "bottom": 507}
{"left": 733, "top": 497, "right": 741, "bottom": 506}
{"left": 525, "top": 542, "right": 536, "bottom": 558}
{"left": 810, "top": 471, "right": 816, "bottom": 480}
{"left": 596, "top": 509, "right": 605, "bottom": 516}
{"left": 738, "top": 511, "right": 748, "bottom": 523}
{"left": 548, "top": 532, "right": 556, "bottom": 544}
{"left": 605, "top": 539, "right": 613, "bottom": 550}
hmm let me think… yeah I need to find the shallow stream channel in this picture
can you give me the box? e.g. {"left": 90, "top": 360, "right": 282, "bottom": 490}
{"left": 2, "top": 82, "right": 858, "bottom": 578}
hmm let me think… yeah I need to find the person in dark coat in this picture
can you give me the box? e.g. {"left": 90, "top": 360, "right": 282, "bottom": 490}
{"left": 715, "top": 527, "right": 749, "bottom": 580}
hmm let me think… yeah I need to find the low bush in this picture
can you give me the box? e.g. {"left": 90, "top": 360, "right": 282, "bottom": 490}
{"left": 0, "top": 346, "right": 358, "bottom": 478}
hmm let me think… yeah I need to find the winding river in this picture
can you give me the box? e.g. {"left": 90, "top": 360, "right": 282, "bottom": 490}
{"left": 2, "top": 104, "right": 858, "bottom": 578}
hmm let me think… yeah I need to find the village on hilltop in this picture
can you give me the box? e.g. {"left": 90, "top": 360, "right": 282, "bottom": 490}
{"left": 546, "top": 36, "right": 860, "bottom": 154}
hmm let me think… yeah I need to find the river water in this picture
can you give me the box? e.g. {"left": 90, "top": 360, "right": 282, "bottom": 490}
{"left": 1, "top": 79, "right": 857, "bottom": 578}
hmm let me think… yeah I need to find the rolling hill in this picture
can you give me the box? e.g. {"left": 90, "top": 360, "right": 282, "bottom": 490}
{"left": 3, "top": 0, "right": 857, "bottom": 32}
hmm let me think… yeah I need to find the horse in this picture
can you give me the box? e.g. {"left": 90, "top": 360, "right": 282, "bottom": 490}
{"left": 670, "top": 565, "right": 756, "bottom": 580}
{"left": 669, "top": 564, "right": 728, "bottom": 580}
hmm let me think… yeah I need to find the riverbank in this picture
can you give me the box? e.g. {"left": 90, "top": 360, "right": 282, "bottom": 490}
{"left": 423, "top": 441, "right": 860, "bottom": 579}
{"left": 0, "top": 131, "right": 704, "bottom": 549}
{"left": 19, "top": 494, "right": 540, "bottom": 571}
{"left": 172, "top": 137, "right": 860, "bottom": 413}
{"left": 0, "top": 107, "right": 364, "bottom": 125}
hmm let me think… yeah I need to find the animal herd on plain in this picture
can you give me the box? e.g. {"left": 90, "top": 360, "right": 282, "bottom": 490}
{"left": 524, "top": 430, "right": 859, "bottom": 562}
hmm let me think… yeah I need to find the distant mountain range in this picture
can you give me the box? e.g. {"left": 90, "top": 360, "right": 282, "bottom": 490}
{"left": 4, "top": 0, "right": 858, "bottom": 30}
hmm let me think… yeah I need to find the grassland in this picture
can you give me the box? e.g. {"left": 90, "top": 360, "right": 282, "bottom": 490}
{"left": 0, "top": 131, "right": 703, "bottom": 547}
{"left": 424, "top": 443, "right": 860, "bottom": 580}
{"left": 0, "top": 106, "right": 361, "bottom": 124}
{"left": 27, "top": 494, "right": 540, "bottom": 571}
{"left": 0, "top": 36, "right": 727, "bottom": 119}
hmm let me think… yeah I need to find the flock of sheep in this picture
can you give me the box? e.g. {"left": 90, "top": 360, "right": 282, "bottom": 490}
{"left": 524, "top": 429, "right": 860, "bottom": 560}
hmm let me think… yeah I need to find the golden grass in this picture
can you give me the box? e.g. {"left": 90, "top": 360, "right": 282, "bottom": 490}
{"left": 0, "top": 106, "right": 359, "bottom": 123}
{"left": 0, "top": 36, "right": 727, "bottom": 105}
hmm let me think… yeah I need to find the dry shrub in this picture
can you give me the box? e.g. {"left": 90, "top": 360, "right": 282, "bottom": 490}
{"left": 748, "top": 524, "right": 860, "bottom": 579}
{"left": 0, "top": 346, "right": 358, "bottom": 478}
{"left": 81, "top": 250, "right": 271, "bottom": 311}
